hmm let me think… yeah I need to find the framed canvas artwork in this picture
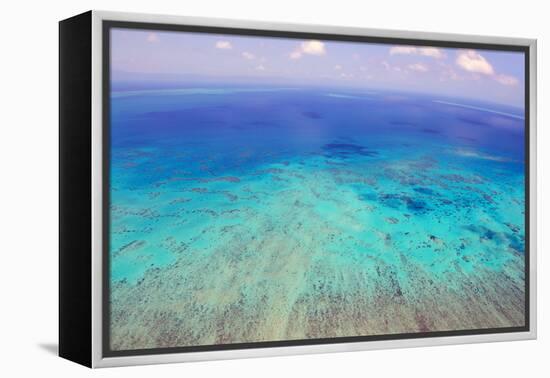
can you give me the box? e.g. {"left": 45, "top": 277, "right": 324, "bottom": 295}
{"left": 59, "top": 10, "right": 537, "bottom": 368}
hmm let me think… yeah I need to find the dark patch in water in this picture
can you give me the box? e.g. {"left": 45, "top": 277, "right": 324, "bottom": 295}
{"left": 429, "top": 235, "right": 441, "bottom": 242}
{"left": 507, "top": 233, "right": 524, "bottom": 252}
{"left": 360, "top": 192, "right": 378, "bottom": 202}
{"left": 378, "top": 193, "right": 402, "bottom": 209}
{"left": 505, "top": 222, "right": 520, "bottom": 234}
{"left": 390, "top": 121, "right": 416, "bottom": 127}
{"left": 483, "top": 194, "right": 494, "bottom": 203}
{"left": 114, "top": 240, "right": 146, "bottom": 258}
{"left": 199, "top": 176, "right": 240, "bottom": 183}
{"left": 465, "top": 224, "right": 497, "bottom": 240}
{"left": 405, "top": 198, "right": 427, "bottom": 211}
{"left": 458, "top": 116, "right": 492, "bottom": 127}
{"left": 378, "top": 193, "right": 429, "bottom": 213}
{"left": 463, "top": 224, "right": 522, "bottom": 250}
{"left": 413, "top": 187, "right": 436, "bottom": 195}
{"left": 169, "top": 197, "right": 191, "bottom": 205}
{"left": 322, "top": 143, "right": 378, "bottom": 158}
{"left": 421, "top": 128, "right": 440, "bottom": 134}
{"left": 302, "top": 111, "right": 323, "bottom": 119}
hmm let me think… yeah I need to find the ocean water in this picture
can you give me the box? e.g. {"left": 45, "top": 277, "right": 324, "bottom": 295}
{"left": 109, "top": 87, "right": 526, "bottom": 350}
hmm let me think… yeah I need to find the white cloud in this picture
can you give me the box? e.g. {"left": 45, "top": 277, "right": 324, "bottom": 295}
{"left": 455, "top": 50, "right": 519, "bottom": 86}
{"left": 408, "top": 63, "right": 429, "bottom": 72}
{"left": 289, "top": 40, "right": 326, "bottom": 59}
{"left": 495, "top": 74, "right": 519, "bottom": 86}
{"left": 419, "top": 47, "right": 444, "bottom": 59}
{"left": 301, "top": 40, "right": 326, "bottom": 55}
{"left": 390, "top": 46, "right": 417, "bottom": 55}
{"left": 255, "top": 64, "right": 266, "bottom": 71}
{"left": 334, "top": 64, "right": 342, "bottom": 71}
{"left": 215, "top": 41, "right": 232, "bottom": 50}
{"left": 242, "top": 51, "right": 255, "bottom": 60}
{"left": 455, "top": 50, "right": 494, "bottom": 75}
{"left": 390, "top": 45, "right": 444, "bottom": 59}
{"left": 146, "top": 33, "right": 159, "bottom": 43}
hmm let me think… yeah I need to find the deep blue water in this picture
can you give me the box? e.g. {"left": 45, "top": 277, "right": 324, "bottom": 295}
{"left": 110, "top": 87, "right": 524, "bottom": 187}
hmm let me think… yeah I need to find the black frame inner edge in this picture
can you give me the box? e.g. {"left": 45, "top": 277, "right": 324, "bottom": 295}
{"left": 101, "top": 19, "right": 531, "bottom": 358}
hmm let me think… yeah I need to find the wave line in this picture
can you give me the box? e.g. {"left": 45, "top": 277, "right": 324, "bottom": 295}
{"left": 433, "top": 100, "right": 524, "bottom": 120}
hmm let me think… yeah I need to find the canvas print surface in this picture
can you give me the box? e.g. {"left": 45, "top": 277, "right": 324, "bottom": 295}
{"left": 107, "top": 27, "right": 526, "bottom": 352}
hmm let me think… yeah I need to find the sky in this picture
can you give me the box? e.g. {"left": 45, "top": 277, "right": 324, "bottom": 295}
{"left": 111, "top": 28, "right": 525, "bottom": 108}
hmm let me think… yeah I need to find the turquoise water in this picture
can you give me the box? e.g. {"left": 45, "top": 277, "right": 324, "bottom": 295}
{"left": 109, "top": 87, "right": 525, "bottom": 350}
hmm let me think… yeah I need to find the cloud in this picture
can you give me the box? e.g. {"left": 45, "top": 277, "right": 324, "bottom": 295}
{"left": 146, "top": 33, "right": 159, "bottom": 43}
{"left": 242, "top": 51, "right": 255, "bottom": 60}
{"left": 455, "top": 50, "right": 494, "bottom": 75}
{"left": 390, "top": 46, "right": 444, "bottom": 59}
{"left": 255, "top": 64, "right": 266, "bottom": 71}
{"left": 290, "top": 40, "right": 326, "bottom": 59}
{"left": 301, "top": 40, "right": 326, "bottom": 55}
{"left": 334, "top": 64, "right": 342, "bottom": 71}
{"left": 408, "top": 63, "right": 429, "bottom": 72}
{"left": 455, "top": 50, "right": 519, "bottom": 86}
{"left": 390, "top": 46, "right": 416, "bottom": 55}
{"left": 215, "top": 41, "right": 232, "bottom": 50}
{"left": 495, "top": 74, "right": 519, "bottom": 86}
{"left": 419, "top": 47, "right": 444, "bottom": 59}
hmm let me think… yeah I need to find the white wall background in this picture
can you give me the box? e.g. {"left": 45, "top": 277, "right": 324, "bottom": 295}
{"left": 1, "top": 0, "right": 546, "bottom": 376}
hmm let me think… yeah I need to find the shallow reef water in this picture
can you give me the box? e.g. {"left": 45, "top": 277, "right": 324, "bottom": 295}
{"left": 108, "top": 87, "right": 526, "bottom": 350}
